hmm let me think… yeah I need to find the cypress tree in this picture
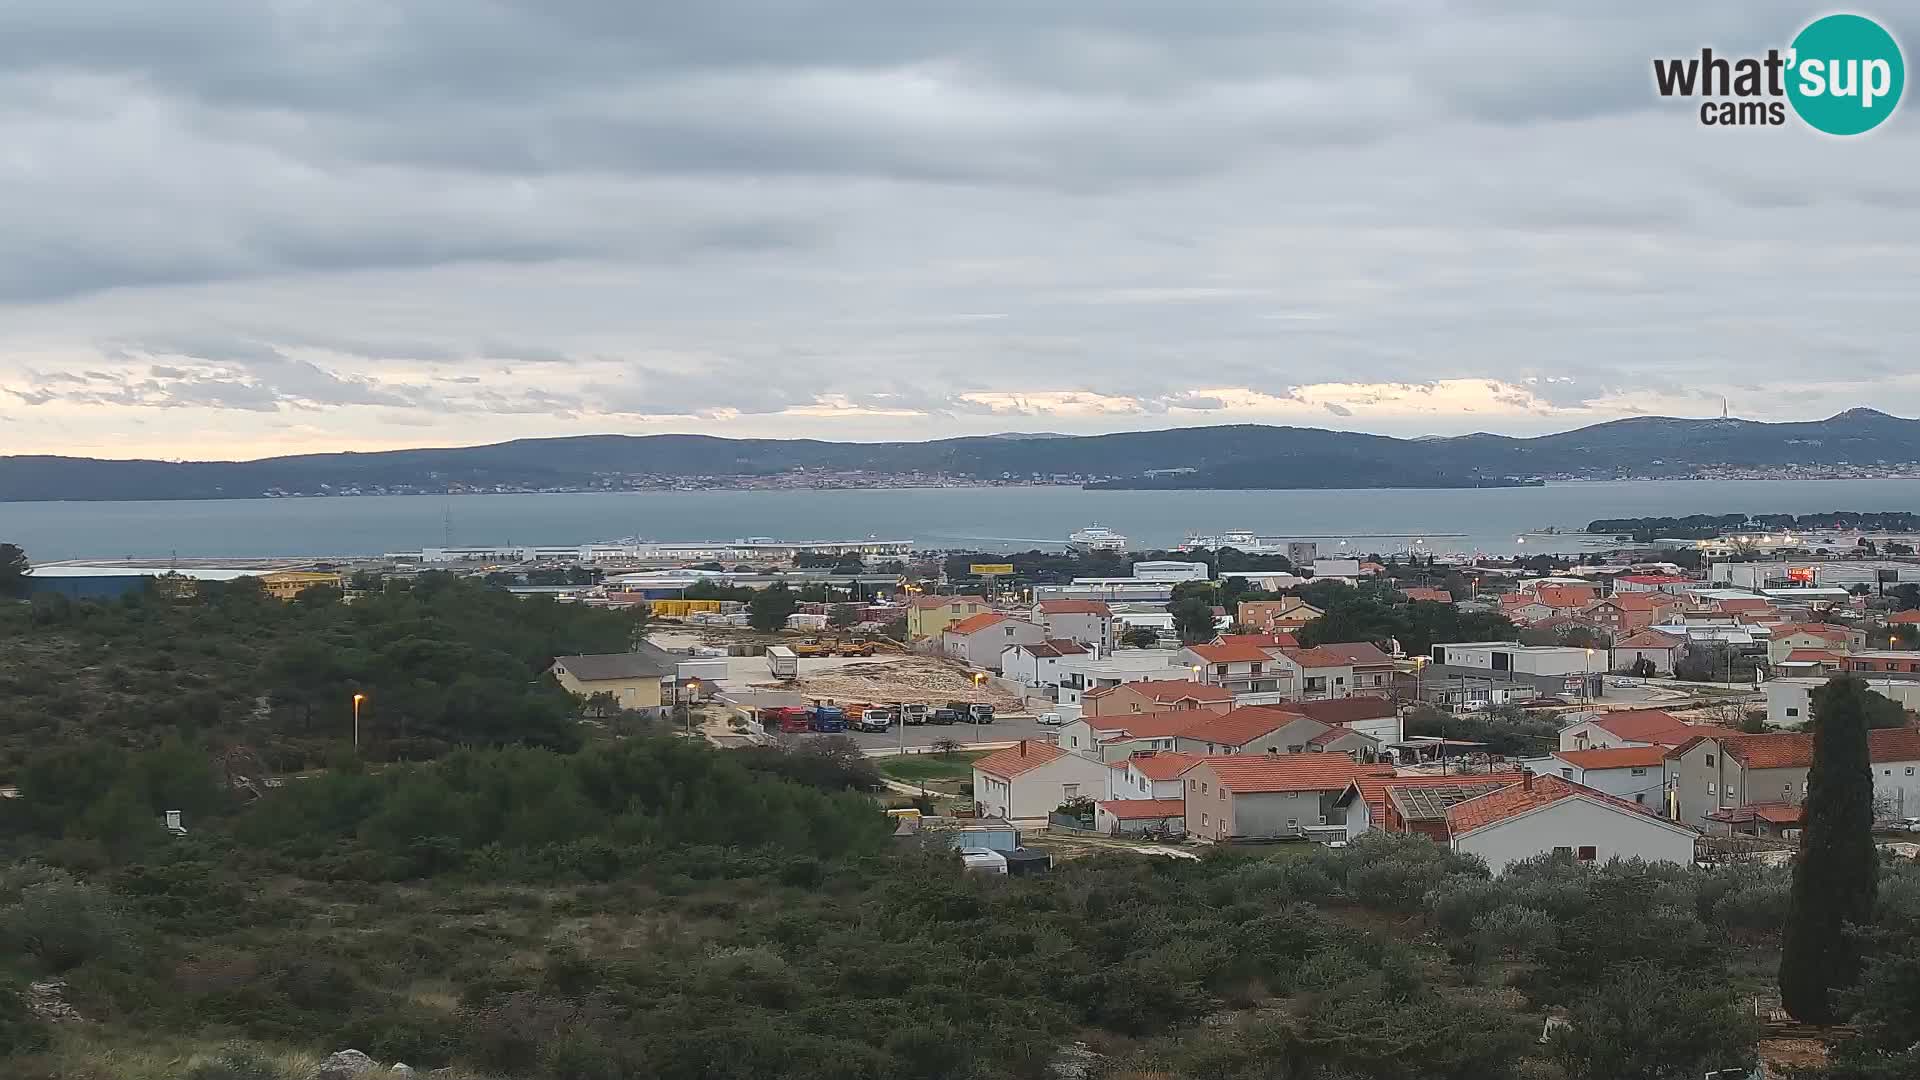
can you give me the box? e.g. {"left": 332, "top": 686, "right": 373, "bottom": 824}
{"left": 1779, "top": 675, "right": 1880, "bottom": 1024}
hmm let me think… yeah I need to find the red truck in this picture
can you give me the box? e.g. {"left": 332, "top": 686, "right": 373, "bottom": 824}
{"left": 762, "top": 706, "right": 812, "bottom": 733}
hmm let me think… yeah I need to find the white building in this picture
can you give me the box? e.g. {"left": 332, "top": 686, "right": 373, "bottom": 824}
{"left": 1131, "top": 560, "right": 1210, "bottom": 583}
{"left": 1032, "top": 600, "right": 1115, "bottom": 651}
{"left": 999, "top": 640, "right": 1090, "bottom": 688}
{"left": 1034, "top": 580, "right": 1174, "bottom": 604}
{"left": 1445, "top": 774, "right": 1698, "bottom": 875}
{"left": 1518, "top": 747, "right": 1668, "bottom": 808}
{"left": 1766, "top": 676, "right": 1920, "bottom": 727}
{"left": 942, "top": 614, "right": 1046, "bottom": 670}
{"left": 1312, "top": 558, "right": 1362, "bottom": 579}
{"left": 1056, "top": 650, "right": 1189, "bottom": 707}
{"left": 971, "top": 741, "right": 1116, "bottom": 819}
{"left": 1430, "top": 642, "right": 1600, "bottom": 677}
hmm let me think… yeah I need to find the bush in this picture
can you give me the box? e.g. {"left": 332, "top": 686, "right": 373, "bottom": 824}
{"left": 1474, "top": 904, "right": 1558, "bottom": 957}
{"left": 0, "top": 982, "right": 50, "bottom": 1057}
{"left": 0, "top": 880, "right": 140, "bottom": 973}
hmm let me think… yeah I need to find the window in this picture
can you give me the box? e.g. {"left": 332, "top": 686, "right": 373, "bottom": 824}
{"left": 1908, "top": 767, "right": 1916, "bottom": 776}
{"left": 1707, "top": 782, "right": 1716, "bottom": 795}
{"left": 1560, "top": 768, "right": 1573, "bottom": 779}
{"left": 1634, "top": 793, "right": 1646, "bottom": 804}
{"left": 1786, "top": 707, "right": 1800, "bottom": 717}
{"left": 1063, "top": 784, "right": 1078, "bottom": 798}
{"left": 1577, "top": 846, "right": 1597, "bottom": 862}
{"left": 1630, "top": 767, "right": 1647, "bottom": 776}
{"left": 1189, "top": 779, "right": 1196, "bottom": 791}
{"left": 1218, "top": 788, "right": 1224, "bottom": 801}
{"left": 1201, "top": 782, "right": 1209, "bottom": 794}
{"left": 1336, "top": 676, "right": 1345, "bottom": 685}
{"left": 1553, "top": 846, "right": 1572, "bottom": 856}
{"left": 1215, "top": 664, "right": 1228, "bottom": 676}
{"left": 1131, "top": 703, "right": 1142, "bottom": 713}
{"left": 1705, "top": 754, "right": 1715, "bottom": 767}
{"left": 1201, "top": 813, "right": 1209, "bottom": 826}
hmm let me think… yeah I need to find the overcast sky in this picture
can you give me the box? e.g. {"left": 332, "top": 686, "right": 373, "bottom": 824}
{"left": 2, "top": 1, "right": 1917, "bottom": 460}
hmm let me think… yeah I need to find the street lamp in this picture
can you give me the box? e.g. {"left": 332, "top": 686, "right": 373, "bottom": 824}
{"left": 683, "top": 678, "right": 701, "bottom": 737}
{"left": 971, "top": 672, "right": 986, "bottom": 744}
{"left": 1584, "top": 649, "right": 1594, "bottom": 703}
{"left": 351, "top": 693, "right": 366, "bottom": 753}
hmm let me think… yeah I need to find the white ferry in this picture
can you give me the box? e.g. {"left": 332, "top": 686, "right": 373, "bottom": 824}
{"left": 1177, "top": 529, "right": 1288, "bottom": 552}
{"left": 1067, "top": 524, "right": 1130, "bottom": 553}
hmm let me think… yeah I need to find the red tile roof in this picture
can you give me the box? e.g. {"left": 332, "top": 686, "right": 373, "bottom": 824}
{"left": 1530, "top": 585, "right": 1599, "bottom": 609}
{"left": 1096, "top": 798, "right": 1188, "bottom": 821}
{"left": 1772, "top": 623, "right": 1850, "bottom": 640}
{"left": 1707, "top": 802, "right": 1802, "bottom": 826}
{"left": 1122, "top": 751, "right": 1205, "bottom": 780}
{"left": 1276, "top": 696, "right": 1397, "bottom": 726}
{"left": 1585, "top": 709, "right": 1704, "bottom": 747}
{"left": 1085, "top": 679, "right": 1234, "bottom": 704}
{"left": 1342, "top": 771, "right": 1527, "bottom": 830}
{"left": 1308, "top": 727, "right": 1371, "bottom": 747}
{"left": 1676, "top": 728, "right": 1920, "bottom": 770}
{"left": 1087, "top": 712, "right": 1216, "bottom": 739}
{"left": 1016, "top": 639, "right": 1088, "bottom": 659}
{"left": 1401, "top": 588, "right": 1454, "bottom": 604}
{"left": 1178, "top": 706, "right": 1310, "bottom": 748}
{"left": 1889, "top": 610, "right": 1920, "bottom": 625}
{"left": 1445, "top": 774, "right": 1685, "bottom": 837}
{"left": 1193, "top": 754, "right": 1390, "bottom": 794}
{"left": 1553, "top": 746, "right": 1669, "bottom": 770}
{"left": 1713, "top": 598, "right": 1774, "bottom": 613}
{"left": 1284, "top": 643, "right": 1392, "bottom": 668}
{"left": 973, "top": 740, "right": 1069, "bottom": 779}
{"left": 1614, "top": 629, "right": 1684, "bottom": 649}
{"left": 1037, "top": 599, "right": 1112, "bottom": 616}
{"left": 1782, "top": 649, "right": 1842, "bottom": 664}
{"left": 1186, "top": 642, "right": 1276, "bottom": 664}
{"left": 945, "top": 612, "right": 1007, "bottom": 635}
{"left": 1617, "top": 574, "right": 1690, "bottom": 585}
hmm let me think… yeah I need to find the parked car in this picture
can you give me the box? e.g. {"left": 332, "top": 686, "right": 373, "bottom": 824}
{"left": 1607, "top": 676, "right": 1639, "bottom": 688}
{"left": 1902, "top": 817, "right": 1920, "bottom": 833}
{"left": 928, "top": 708, "right": 962, "bottom": 725}
{"left": 1036, "top": 712, "right": 1063, "bottom": 726}
{"left": 1456, "top": 700, "right": 1490, "bottom": 713}
{"left": 856, "top": 708, "right": 893, "bottom": 733}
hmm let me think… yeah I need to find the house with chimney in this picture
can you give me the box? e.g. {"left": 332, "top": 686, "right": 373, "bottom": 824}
{"left": 1179, "top": 641, "right": 1292, "bottom": 696}
{"left": 1666, "top": 727, "right": 1920, "bottom": 828}
{"left": 1236, "top": 598, "right": 1323, "bottom": 634}
{"left": 1766, "top": 623, "right": 1865, "bottom": 664}
{"left": 1268, "top": 642, "right": 1396, "bottom": 699}
{"left": 1610, "top": 629, "right": 1687, "bottom": 675}
{"left": 1335, "top": 772, "right": 1527, "bottom": 841}
{"left": 1171, "top": 706, "right": 1376, "bottom": 758}
{"left": 970, "top": 740, "right": 1114, "bottom": 820}
{"left": 1558, "top": 709, "right": 1718, "bottom": 752}
{"left": 1583, "top": 593, "right": 1680, "bottom": 636}
{"left": 1445, "top": 773, "right": 1699, "bottom": 874}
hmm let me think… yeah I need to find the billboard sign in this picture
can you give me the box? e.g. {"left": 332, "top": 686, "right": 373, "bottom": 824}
{"left": 1786, "top": 566, "right": 1816, "bottom": 583}
{"left": 969, "top": 563, "right": 1014, "bottom": 576}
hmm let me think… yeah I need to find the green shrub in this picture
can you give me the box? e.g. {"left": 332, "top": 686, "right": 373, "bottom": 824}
{"left": 0, "top": 982, "right": 50, "bottom": 1057}
{"left": 0, "top": 880, "right": 140, "bottom": 973}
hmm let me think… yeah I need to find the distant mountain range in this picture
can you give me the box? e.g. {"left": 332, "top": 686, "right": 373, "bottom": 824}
{"left": 5, "top": 409, "right": 1920, "bottom": 501}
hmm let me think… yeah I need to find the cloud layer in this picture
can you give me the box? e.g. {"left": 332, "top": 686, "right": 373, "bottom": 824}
{"left": 2, "top": 1, "right": 1918, "bottom": 458}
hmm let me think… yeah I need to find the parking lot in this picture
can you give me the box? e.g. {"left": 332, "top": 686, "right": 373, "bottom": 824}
{"left": 783, "top": 713, "right": 1062, "bottom": 752}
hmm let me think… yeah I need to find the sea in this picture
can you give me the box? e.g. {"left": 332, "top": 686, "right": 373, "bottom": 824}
{"left": 6, "top": 478, "right": 1920, "bottom": 564}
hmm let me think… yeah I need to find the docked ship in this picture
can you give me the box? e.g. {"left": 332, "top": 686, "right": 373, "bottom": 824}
{"left": 1067, "top": 524, "right": 1130, "bottom": 553}
{"left": 1177, "top": 529, "right": 1288, "bottom": 552}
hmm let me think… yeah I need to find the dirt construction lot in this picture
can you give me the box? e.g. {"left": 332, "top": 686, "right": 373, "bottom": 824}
{"left": 773, "top": 655, "right": 1024, "bottom": 713}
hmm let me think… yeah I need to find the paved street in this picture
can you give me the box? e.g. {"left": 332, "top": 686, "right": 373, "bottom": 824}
{"left": 785, "top": 714, "right": 1062, "bottom": 752}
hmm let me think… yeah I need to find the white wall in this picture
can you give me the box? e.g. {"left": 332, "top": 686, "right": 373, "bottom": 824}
{"left": 1453, "top": 795, "right": 1695, "bottom": 875}
{"left": 973, "top": 755, "right": 1115, "bottom": 819}
{"left": 1550, "top": 763, "right": 1664, "bottom": 807}
{"left": 1873, "top": 759, "right": 1920, "bottom": 818}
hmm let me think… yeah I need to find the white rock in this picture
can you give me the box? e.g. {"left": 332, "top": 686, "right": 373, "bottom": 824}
{"left": 310, "top": 1049, "right": 378, "bottom": 1080}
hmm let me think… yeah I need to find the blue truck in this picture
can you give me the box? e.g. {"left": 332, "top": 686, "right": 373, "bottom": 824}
{"left": 808, "top": 705, "right": 847, "bottom": 733}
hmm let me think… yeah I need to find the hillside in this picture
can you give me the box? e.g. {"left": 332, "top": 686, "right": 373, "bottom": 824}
{"left": 5, "top": 409, "right": 1920, "bottom": 500}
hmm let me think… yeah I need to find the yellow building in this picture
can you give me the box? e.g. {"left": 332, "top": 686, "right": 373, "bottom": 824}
{"left": 259, "top": 570, "right": 345, "bottom": 601}
{"left": 549, "top": 645, "right": 678, "bottom": 715}
{"left": 905, "top": 594, "right": 991, "bottom": 640}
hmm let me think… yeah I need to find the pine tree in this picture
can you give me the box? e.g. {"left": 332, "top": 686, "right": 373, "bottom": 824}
{"left": 1779, "top": 675, "right": 1880, "bottom": 1024}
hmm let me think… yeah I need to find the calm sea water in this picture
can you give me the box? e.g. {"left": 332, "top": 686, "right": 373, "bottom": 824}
{"left": 5, "top": 479, "right": 1920, "bottom": 562}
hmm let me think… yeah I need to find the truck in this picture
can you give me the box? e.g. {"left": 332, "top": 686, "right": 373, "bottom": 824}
{"left": 762, "top": 706, "right": 811, "bottom": 733}
{"left": 946, "top": 701, "right": 995, "bottom": 724}
{"left": 835, "top": 639, "right": 876, "bottom": 658}
{"left": 766, "top": 646, "right": 798, "bottom": 680}
{"left": 791, "top": 639, "right": 833, "bottom": 659}
{"left": 808, "top": 705, "right": 846, "bottom": 733}
{"left": 855, "top": 708, "right": 893, "bottom": 733}
{"left": 899, "top": 703, "right": 928, "bottom": 726}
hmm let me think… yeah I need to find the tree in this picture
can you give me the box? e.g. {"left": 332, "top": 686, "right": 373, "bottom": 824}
{"left": 1120, "top": 626, "right": 1160, "bottom": 649}
{"left": 1170, "top": 597, "right": 1216, "bottom": 645}
{"left": 828, "top": 604, "right": 859, "bottom": 629}
{"left": 1862, "top": 687, "right": 1910, "bottom": 730}
{"left": 1551, "top": 962, "right": 1757, "bottom": 1080}
{"left": 0, "top": 543, "right": 29, "bottom": 598}
{"left": 1889, "top": 583, "right": 1920, "bottom": 612}
{"left": 1629, "top": 656, "right": 1657, "bottom": 679}
{"left": 1780, "top": 675, "right": 1880, "bottom": 1024}
{"left": 748, "top": 583, "right": 800, "bottom": 633}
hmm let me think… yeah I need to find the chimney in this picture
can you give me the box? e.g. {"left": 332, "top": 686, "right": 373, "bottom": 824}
{"left": 1521, "top": 769, "right": 1533, "bottom": 791}
{"left": 1019, "top": 741, "right": 1027, "bottom": 757}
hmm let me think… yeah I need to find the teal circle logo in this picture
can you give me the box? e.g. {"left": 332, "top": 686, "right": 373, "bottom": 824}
{"left": 1787, "top": 14, "right": 1904, "bottom": 135}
